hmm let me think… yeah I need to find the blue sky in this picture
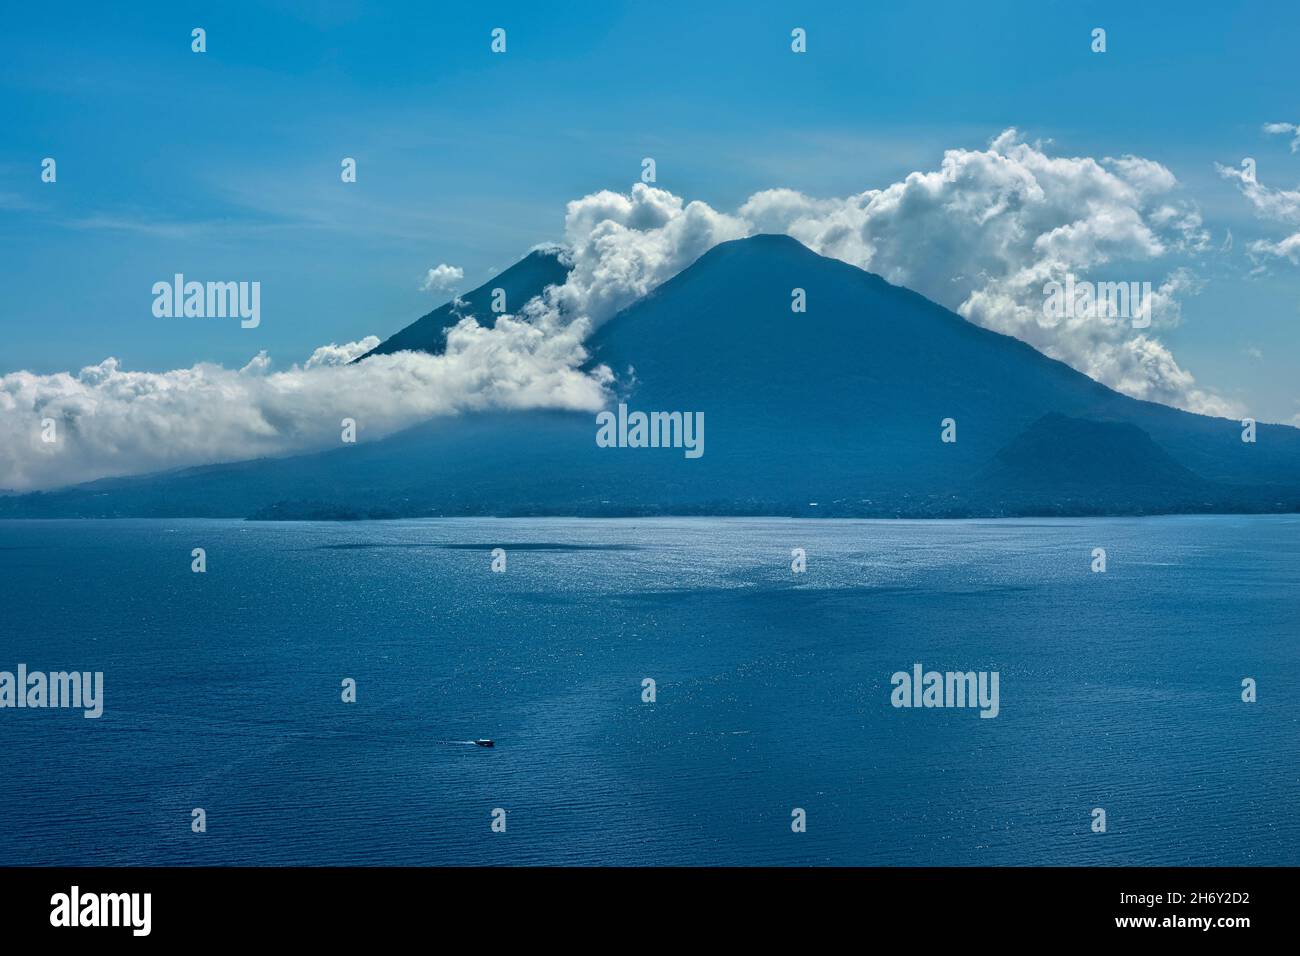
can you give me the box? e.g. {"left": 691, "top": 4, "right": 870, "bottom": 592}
{"left": 2, "top": 0, "right": 1299, "bottom": 472}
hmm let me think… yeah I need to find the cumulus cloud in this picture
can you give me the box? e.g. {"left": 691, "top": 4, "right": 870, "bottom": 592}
{"left": 519, "top": 184, "right": 748, "bottom": 334}
{"left": 420, "top": 263, "right": 464, "bottom": 292}
{"left": 3, "top": 130, "right": 1241, "bottom": 491}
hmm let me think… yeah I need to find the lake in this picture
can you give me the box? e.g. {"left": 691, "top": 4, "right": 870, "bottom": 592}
{"left": 0, "top": 516, "right": 1296, "bottom": 865}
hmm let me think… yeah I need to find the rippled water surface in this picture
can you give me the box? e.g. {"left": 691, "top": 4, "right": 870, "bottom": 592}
{"left": 1, "top": 516, "right": 1296, "bottom": 865}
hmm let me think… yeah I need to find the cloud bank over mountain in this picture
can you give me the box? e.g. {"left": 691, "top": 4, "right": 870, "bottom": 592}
{"left": 524, "top": 130, "right": 1224, "bottom": 416}
{"left": 1, "top": 130, "right": 1238, "bottom": 491}
{"left": 0, "top": 322, "right": 607, "bottom": 491}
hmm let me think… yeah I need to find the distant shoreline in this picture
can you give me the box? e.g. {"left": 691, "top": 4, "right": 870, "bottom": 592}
{"left": 2, "top": 510, "right": 1297, "bottom": 523}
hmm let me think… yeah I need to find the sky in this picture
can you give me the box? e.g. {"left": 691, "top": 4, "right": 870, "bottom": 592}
{"left": 2, "top": 0, "right": 1299, "bottom": 489}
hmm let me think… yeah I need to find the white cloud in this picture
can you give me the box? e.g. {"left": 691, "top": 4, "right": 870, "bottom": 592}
{"left": 1217, "top": 155, "right": 1300, "bottom": 272}
{"left": 1104, "top": 155, "right": 1179, "bottom": 196}
{"left": 303, "top": 336, "right": 381, "bottom": 368}
{"left": 519, "top": 183, "right": 749, "bottom": 334}
{"left": 0, "top": 325, "right": 609, "bottom": 491}
{"left": 1248, "top": 232, "right": 1300, "bottom": 264}
{"left": 420, "top": 263, "right": 464, "bottom": 292}
{"left": 1216, "top": 161, "right": 1300, "bottom": 223}
{"left": 1263, "top": 121, "right": 1300, "bottom": 153}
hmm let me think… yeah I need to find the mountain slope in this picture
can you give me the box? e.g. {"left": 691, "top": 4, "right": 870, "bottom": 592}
{"left": 580, "top": 234, "right": 1298, "bottom": 504}
{"left": 4, "top": 235, "right": 1298, "bottom": 518}
{"left": 355, "top": 247, "right": 570, "bottom": 360}
{"left": 970, "top": 413, "right": 1235, "bottom": 514}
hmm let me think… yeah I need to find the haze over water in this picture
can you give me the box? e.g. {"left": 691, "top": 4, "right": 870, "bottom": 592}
{"left": 1, "top": 516, "right": 1295, "bottom": 866}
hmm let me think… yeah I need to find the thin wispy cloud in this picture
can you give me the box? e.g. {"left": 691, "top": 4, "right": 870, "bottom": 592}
{"left": 1263, "top": 121, "right": 1300, "bottom": 153}
{"left": 1218, "top": 138, "right": 1300, "bottom": 272}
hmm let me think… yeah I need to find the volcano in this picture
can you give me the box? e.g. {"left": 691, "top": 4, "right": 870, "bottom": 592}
{"left": 5, "top": 234, "right": 1298, "bottom": 518}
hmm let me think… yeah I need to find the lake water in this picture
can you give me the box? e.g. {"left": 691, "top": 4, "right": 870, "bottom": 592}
{"left": 0, "top": 516, "right": 1296, "bottom": 866}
